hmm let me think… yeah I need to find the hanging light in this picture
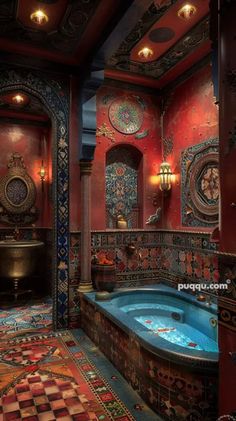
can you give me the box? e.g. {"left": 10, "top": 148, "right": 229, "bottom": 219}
{"left": 30, "top": 9, "right": 49, "bottom": 26}
{"left": 158, "top": 162, "right": 172, "bottom": 192}
{"left": 177, "top": 3, "right": 197, "bottom": 20}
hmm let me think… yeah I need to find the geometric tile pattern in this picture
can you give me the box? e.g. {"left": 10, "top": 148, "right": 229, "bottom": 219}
{"left": 181, "top": 138, "right": 219, "bottom": 227}
{"left": 0, "top": 65, "right": 70, "bottom": 329}
{"left": 0, "top": 302, "right": 52, "bottom": 340}
{"left": 90, "top": 230, "right": 219, "bottom": 288}
{"left": 0, "top": 331, "right": 135, "bottom": 421}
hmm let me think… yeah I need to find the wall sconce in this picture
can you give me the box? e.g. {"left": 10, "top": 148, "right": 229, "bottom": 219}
{"left": 39, "top": 160, "right": 46, "bottom": 186}
{"left": 158, "top": 162, "right": 172, "bottom": 192}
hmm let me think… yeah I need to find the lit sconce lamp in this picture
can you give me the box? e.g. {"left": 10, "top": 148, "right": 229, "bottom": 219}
{"left": 39, "top": 161, "right": 46, "bottom": 191}
{"left": 158, "top": 162, "right": 172, "bottom": 192}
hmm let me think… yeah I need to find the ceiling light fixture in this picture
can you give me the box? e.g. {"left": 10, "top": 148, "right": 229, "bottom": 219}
{"left": 138, "top": 46, "right": 154, "bottom": 61}
{"left": 12, "top": 94, "right": 25, "bottom": 105}
{"left": 30, "top": 9, "right": 49, "bottom": 26}
{"left": 177, "top": 3, "right": 197, "bottom": 20}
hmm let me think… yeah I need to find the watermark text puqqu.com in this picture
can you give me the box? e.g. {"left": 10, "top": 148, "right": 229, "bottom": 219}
{"left": 177, "top": 279, "right": 231, "bottom": 292}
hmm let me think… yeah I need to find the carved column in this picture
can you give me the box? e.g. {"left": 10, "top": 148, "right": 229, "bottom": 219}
{"left": 78, "top": 160, "right": 93, "bottom": 292}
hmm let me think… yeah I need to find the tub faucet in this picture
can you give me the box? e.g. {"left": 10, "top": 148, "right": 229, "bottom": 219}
{"left": 196, "top": 293, "right": 211, "bottom": 306}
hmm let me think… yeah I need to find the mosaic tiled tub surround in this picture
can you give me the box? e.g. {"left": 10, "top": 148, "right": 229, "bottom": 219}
{"left": 81, "top": 285, "right": 219, "bottom": 420}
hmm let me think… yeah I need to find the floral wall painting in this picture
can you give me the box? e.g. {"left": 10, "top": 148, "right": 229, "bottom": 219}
{"left": 181, "top": 138, "right": 219, "bottom": 227}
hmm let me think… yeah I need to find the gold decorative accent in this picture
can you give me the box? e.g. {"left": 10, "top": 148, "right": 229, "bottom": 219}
{"left": 96, "top": 123, "right": 115, "bottom": 142}
{"left": 186, "top": 205, "right": 193, "bottom": 215}
{"left": 78, "top": 282, "right": 94, "bottom": 293}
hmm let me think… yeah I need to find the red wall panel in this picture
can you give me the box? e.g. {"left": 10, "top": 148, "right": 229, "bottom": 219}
{"left": 163, "top": 65, "right": 218, "bottom": 230}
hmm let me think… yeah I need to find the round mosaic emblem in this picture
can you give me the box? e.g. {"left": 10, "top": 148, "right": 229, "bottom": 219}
{"left": 190, "top": 153, "right": 219, "bottom": 220}
{"left": 108, "top": 97, "right": 143, "bottom": 134}
{"left": 6, "top": 178, "right": 28, "bottom": 206}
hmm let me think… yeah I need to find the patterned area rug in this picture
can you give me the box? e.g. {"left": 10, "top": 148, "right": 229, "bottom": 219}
{"left": 0, "top": 302, "right": 52, "bottom": 339}
{"left": 0, "top": 331, "right": 135, "bottom": 420}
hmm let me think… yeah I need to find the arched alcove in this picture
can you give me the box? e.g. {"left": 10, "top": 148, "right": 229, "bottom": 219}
{"left": 106, "top": 144, "right": 143, "bottom": 228}
{"left": 0, "top": 66, "right": 70, "bottom": 329}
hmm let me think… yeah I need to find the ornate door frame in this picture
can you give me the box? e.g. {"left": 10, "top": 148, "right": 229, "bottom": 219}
{"left": 0, "top": 67, "right": 70, "bottom": 329}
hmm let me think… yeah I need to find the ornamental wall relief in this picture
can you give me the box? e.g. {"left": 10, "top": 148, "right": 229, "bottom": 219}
{"left": 181, "top": 138, "right": 219, "bottom": 227}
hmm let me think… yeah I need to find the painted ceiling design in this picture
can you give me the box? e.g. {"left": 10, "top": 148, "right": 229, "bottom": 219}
{"left": 0, "top": 0, "right": 100, "bottom": 55}
{"left": 0, "top": 0, "right": 211, "bottom": 88}
{"left": 106, "top": 0, "right": 210, "bottom": 87}
{"left": 108, "top": 16, "right": 209, "bottom": 80}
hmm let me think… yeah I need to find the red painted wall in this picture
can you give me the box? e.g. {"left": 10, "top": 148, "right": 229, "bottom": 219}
{"left": 92, "top": 85, "right": 162, "bottom": 230}
{"left": 0, "top": 121, "right": 52, "bottom": 227}
{"left": 162, "top": 64, "right": 218, "bottom": 230}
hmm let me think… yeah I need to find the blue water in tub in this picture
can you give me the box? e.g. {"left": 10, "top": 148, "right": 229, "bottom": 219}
{"left": 120, "top": 302, "right": 218, "bottom": 353}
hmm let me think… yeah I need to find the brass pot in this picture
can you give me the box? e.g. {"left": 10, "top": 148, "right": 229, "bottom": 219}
{"left": 0, "top": 240, "right": 44, "bottom": 280}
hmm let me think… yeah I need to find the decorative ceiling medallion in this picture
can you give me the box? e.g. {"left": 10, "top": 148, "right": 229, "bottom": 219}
{"left": 108, "top": 97, "right": 143, "bottom": 135}
{"left": 148, "top": 27, "right": 175, "bottom": 43}
{"left": 181, "top": 139, "right": 219, "bottom": 227}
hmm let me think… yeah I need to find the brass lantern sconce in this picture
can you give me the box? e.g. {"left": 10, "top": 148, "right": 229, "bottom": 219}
{"left": 39, "top": 160, "right": 46, "bottom": 182}
{"left": 158, "top": 162, "right": 172, "bottom": 192}
{"left": 39, "top": 160, "right": 46, "bottom": 192}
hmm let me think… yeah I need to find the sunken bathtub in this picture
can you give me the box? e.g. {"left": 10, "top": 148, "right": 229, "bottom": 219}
{"left": 80, "top": 284, "right": 219, "bottom": 420}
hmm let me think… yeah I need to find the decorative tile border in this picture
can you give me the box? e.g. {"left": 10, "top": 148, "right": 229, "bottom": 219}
{"left": 70, "top": 230, "right": 219, "bottom": 294}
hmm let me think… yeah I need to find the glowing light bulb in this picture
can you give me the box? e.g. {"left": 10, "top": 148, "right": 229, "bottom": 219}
{"left": 177, "top": 3, "right": 197, "bottom": 20}
{"left": 138, "top": 47, "right": 154, "bottom": 61}
{"left": 30, "top": 10, "right": 49, "bottom": 26}
{"left": 12, "top": 94, "right": 24, "bottom": 104}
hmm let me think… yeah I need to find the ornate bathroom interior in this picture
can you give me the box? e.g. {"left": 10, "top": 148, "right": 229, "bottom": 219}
{"left": 0, "top": 1, "right": 235, "bottom": 420}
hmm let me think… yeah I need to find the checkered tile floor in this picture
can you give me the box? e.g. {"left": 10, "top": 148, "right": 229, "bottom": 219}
{"left": 0, "top": 332, "right": 138, "bottom": 421}
{"left": 0, "top": 371, "right": 96, "bottom": 420}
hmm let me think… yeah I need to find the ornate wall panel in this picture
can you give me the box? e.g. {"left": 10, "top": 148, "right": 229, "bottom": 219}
{"left": 106, "top": 162, "right": 138, "bottom": 228}
{"left": 0, "top": 66, "right": 69, "bottom": 329}
{"left": 181, "top": 138, "right": 219, "bottom": 227}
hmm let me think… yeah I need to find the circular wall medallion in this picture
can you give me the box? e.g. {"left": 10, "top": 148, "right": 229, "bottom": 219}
{"left": 6, "top": 177, "right": 28, "bottom": 207}
{"left": 108, "top": 97, "right": 143, "bottom": 134}
{"left": 0, "top": 173, "right": 36, "bottom": 214}
{"left": 190, "top": 153, "right": 219, "bottom": 220}
{"left": 148, "top": 27, "right": 175, "bottom": 43}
